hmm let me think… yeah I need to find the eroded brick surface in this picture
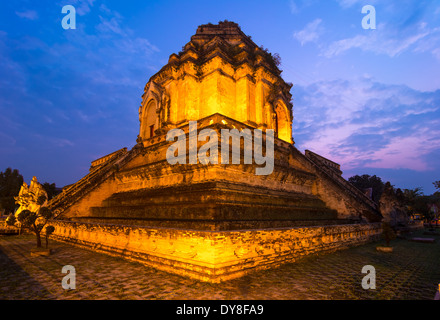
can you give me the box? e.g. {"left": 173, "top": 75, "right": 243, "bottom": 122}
{"left": 1, "top": 230, "right": 439, "bottom": 300}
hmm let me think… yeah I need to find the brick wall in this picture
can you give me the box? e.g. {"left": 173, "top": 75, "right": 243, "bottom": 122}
{"left": 48, "top": 220, "right": 382, "bottom": 282}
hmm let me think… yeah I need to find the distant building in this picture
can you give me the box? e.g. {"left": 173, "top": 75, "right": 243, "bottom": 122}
{"left": 428, "top": 203, "right": 439, "bottom": 215}
{"left": 410, "top": 213, "right": 422, "bottom": 221}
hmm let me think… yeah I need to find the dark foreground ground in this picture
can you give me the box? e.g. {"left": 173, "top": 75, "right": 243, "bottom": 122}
{"left": 0, "top": 228, "right": 439, "bottom": 300}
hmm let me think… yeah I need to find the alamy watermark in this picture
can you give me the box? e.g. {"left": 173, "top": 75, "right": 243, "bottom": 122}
{"left": 61, "top": 5, "right": 76, "bottom": 30}
{"left": 361, "top": 265, "right": 376, "bottom": 290}
{"left": 61, "top": 265, "right": 76, "bottom": 290}
{"left": 166, "top": 121, "right": 274, "bottom": 176}
{"left": 362, "top": 5, "right": 376, "bottom": 30}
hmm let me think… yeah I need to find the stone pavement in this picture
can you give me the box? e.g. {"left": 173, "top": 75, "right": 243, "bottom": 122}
{"left": 0, "top": 229, "right": 439, "bottom": 300}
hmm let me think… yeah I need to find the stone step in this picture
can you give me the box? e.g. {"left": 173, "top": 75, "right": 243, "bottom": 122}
{"left": 85, "top": 180, "right": 340, "bottom": 230}
{"left": 90, "top": 203, "right": 338, "bottom": 221}
{"left": 74, "top": 216, "right": 353, "bottom": 230}
{"left": 102, "top": 181, "right": 331, "bottom": 210}
{"left": 0, "top": 228, "right": 19, "bottom": 235}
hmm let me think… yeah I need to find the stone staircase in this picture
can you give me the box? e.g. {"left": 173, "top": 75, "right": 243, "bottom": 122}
{"left": 77, "top": 180, "right": 345, "bottom": 230}
{"left": 304, "top": 150, "right": 381, "bottom": 222}
{"left": 48, "top": 146, "right": 141, "bottom": 218}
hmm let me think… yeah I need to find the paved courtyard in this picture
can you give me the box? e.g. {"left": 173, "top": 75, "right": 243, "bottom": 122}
{"left": 0, "top": 229, "right": 439, "bottom": 300}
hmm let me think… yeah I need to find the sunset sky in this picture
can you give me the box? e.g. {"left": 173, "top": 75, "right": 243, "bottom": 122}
{"left": 1, "top": 0, "right": 439, "bottom": 194}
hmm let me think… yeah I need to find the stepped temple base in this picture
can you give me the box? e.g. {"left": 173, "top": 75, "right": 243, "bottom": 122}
{"left": 47, "top": 112, "right": 383, "bottom": 282}
{"left": 49, "top": 220, "right": 382, "bottom": 283}
{"left": 42, "top": 22, "right": 385, "bottom": 283}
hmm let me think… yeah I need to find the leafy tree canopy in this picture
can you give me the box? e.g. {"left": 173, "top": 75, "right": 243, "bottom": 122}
{"left": 0, "top": 168, "right": 24, "bottom": 214}
{"left": 433, "top": 181, "right": 440, "bottom": 195}
{"left": 42, "top": 182, "right": 61, "bottom": 200}
{"left": 348, "top": 174, "right": 385, "bottom": 203}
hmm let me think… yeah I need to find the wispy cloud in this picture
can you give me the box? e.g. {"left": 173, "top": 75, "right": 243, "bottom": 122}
{"left": 289, "top": 0, "right": 299, "bottom": 14}
{"left": 291, "top": 1, "right": 440, "bottom": 61}
{"left": 294, "top": 77, "right": 440, "bottom": 172}
{"left": 62, "top": 0, "right": 96, "bottom": 16}
{"left": 323, "top": 22, "right": 438, "bottom": 58}
{"left": 15, "top": 10, "right": 39, "bottom": 20}
{"left": 96, "top": 4, "right": 126, "bottom": 36}
{"left": 336, "top": 0, "right": 379, "bottom": 9}
{"left": 366, "top": 126, "right": 440, "bottom": 171}
{"left": 288, "top": 0, "right": 316, "bottom": 14}
{"left": 293, "top": 18, "right": 323, "bottom": 46}
{"left": 32, "top": 133, "right": 75, "bottom": 148}
{"left": 0, "top": 131, "right": 17, "bottom": 147}
{"left": 0, "top": 2, "right": 159, "bottom": 166}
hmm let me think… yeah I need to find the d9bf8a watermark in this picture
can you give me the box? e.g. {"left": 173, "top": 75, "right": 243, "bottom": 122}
{"left": 166, "top": 121, "right": 275, "bottom": 176}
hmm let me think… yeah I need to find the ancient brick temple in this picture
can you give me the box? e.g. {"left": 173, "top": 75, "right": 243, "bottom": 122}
{"left": 47, "top": 21, "right": 383, "bottom": 282}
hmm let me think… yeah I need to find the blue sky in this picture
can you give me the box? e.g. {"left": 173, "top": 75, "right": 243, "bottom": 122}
{"left": 0, "top": 0, "right": 439, "bottom": 194}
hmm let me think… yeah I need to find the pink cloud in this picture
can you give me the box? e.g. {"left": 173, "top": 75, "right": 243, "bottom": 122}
{"left": 366, "top": 131, "right": 440, "bottom": 171}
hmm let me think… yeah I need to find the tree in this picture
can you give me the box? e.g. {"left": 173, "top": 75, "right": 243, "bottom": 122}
{"left": 6, "top": 195, "right": 54, "bottom": 248}
{"left": 433, "top": 181, "right": 440, "bottom": 196}
{"left": 402, "top": 187, "right": 424, "bottom": 215}
{"left": 0, "top": 168, "right": 24, "bottom": 215}
{"left": 382, "top": 222, "right": 396, "bottom": 246}
{"left": 411, "top": 195, "right": 433, "bottom": 221}
{"left": 259, "top": 46, "right": 282, "bottom": 69}
{"left": 348, "top": 174, "right": 385, "bottom": 203}
{"left": 403, "top": 187, "right": 424, "bottom": 201}
{"left": 44, "top": 225, "right": 55, "bottom": 249}
{"left": 11, "top": 209, "right": 30, "bottom": 235}
{"left": 42, "top": 182, "right": 61, "bottom": 200}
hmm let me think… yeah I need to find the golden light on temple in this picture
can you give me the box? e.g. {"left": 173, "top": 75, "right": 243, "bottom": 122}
{"left": 23, "top": 21, "right": 384, "bottom": 283}
{"left": 137, "top": 21, "right": 294, "bottom": 145}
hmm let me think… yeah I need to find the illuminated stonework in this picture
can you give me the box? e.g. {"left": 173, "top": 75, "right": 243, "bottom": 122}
{"left": 49, "top": 220, "right": 382, "bottom": 283}
{"left": 15, "top": 176, "right": 48, "bottom": 216}
{"left": 138, "top": 21, "right": 293, "bottom": 144}
{"left": 46, "top": 21, "right": 383, "bottom": 282}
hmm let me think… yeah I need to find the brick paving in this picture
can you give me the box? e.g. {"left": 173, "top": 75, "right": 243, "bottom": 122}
{"left": 0, "top": 229, "right": 439, "bottom": 300}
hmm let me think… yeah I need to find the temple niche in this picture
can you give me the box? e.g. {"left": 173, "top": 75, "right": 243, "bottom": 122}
{"left": 46, "top": 21, "right": 383, "bottom": 282}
